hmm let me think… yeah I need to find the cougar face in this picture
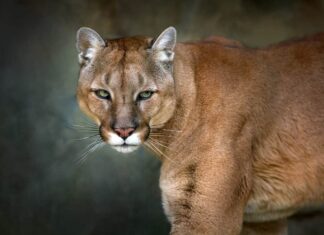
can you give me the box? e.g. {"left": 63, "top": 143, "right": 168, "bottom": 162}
{"left": 76, "top": 27, "right": 177, "bottom": 153}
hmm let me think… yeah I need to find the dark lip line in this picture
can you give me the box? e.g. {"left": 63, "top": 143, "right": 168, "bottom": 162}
{"left": 111, "top": 144, "right": 140, "bottom": 147}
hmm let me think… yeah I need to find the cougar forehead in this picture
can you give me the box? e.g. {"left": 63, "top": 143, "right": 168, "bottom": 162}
{"left": 81, "top": 36, "right": 171, "bottom": 91}
{"left": 102, "top": 37, "right": 152, "bottom": 69}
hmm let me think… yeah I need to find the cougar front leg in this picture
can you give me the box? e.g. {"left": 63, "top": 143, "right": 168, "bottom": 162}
{"left": 160, "top": 154, "right": 252, "bottom": 235}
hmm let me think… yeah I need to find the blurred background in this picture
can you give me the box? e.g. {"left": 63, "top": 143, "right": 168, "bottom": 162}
{"left": 0, "top": 0, "right": 324, "bottom": 234}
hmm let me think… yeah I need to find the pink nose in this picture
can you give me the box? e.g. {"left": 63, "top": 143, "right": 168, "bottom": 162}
{"left": 114, "top": 128, "right": 135, "bottom": 139}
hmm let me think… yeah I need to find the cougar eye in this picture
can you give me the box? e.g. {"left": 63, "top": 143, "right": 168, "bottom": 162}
{"left": 94, "top": 89, "right": 110, "bottom": 99}
{"left": 137, "top": 91, "right": 154, "bottom": 101}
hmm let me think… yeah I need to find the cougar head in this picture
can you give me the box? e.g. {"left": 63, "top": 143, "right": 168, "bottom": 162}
{"left": 76, "top": 27, "right": 177, "bottom": 153}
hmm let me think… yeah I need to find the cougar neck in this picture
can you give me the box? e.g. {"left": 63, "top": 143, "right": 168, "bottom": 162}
{"left": 156, "top": 43, "right": 199, "bottom": 160}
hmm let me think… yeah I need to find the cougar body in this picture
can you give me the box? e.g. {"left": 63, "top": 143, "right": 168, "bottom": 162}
{"left": 76, "top": 27, "right": 324, "bottom": 234}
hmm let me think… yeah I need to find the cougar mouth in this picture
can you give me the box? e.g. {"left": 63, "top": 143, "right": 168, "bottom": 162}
{"left": 111, "top": 144, "right": 140, "bottom": 153}
{"left": 107, "top": 132, "right": 142, "bottom": 153}
{"left": 98, "top": 125, "right": 151, "bottom": 153}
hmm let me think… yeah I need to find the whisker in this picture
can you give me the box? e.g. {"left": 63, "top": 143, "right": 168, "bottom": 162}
{"left": 71, "top": 130, "right": 99, "bottom": 136}
{"left": 75, "top": 138, "right": 103, "bottom": 166}
{"left": 75, "top": 128, "right": 99, "bottom": 132}
{"left": 76, "top": 143, "right": 102, "bottom": 166}
{"left": 147, "top": 140, "right": 175, "bottom": 163}
{"left": 68, "top": 124, "right": 99, "bottom": 136}
{"left": 150, "top": 127, "right": 182, "bottom": 132}
{"left": 145, "top": 142, "right": 167, "bottom": 161}
{"left": 69, "top": 127, "right": 99, "bottom": 132}
{"left": 72, "top": 134, "right": 100, "bottom": 141}
{"left": 149, "top": 133, "right": 171, "bottom": 137}
{"left": 78, "top": 142, "right": 105, "bottom": 166}
{"left": 71, "top": 124, "right": 98, "bottom": 130}
{"left": 149, "top": 133, "right": 175, "bottom": 138}
{"left": 148, "top": 137, "right": 169, "bottom": 146}
{"left": 78, "top": 119, "right": 97, "bottom": 127}
{"left": 79, "top": 138, "right": 101, "bottom": 155}
{"left": 150, "top": 121, "right": 167, "bottom": 126}
{"left": 144, "top": 142, "right": 158, "bottom": 155}
{"left": 151, "top": 131, "right": 167, "bottom": 135}
{"left": 149, "top": 132, "right": 169, "bottom": 135}
{"left": 144, "top": 142, "right": 167, "bottom": 162}
{"left": 76, "top": 115, "right": 98, "bottom": 126}
{"left": 149, "top": 124, "right": 165, "bottom": 127}
{"left": 149, "top": 131, "right": 174, "bottom": 135}
{"left": 149, "top": 140, "right": 171, "bottom": 151}
{"left": 159, "top": 129, "right": 182, "bottom": 132}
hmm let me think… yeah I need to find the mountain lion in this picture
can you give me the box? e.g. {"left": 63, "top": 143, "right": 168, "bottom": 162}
{"left": 75, "top": 26, "right": 324, "bottom": 235}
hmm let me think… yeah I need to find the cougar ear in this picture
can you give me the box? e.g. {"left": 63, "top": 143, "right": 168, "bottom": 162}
{"left": 151, "top": 27, "right": 177, "bottom": 61}
{"left": 76, "top": 27, "right": 105, "bottom": 64}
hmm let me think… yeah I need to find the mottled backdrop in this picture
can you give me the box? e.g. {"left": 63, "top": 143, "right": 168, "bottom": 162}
{"left": 1, "top": 0, "right": 324, "bottom": 234}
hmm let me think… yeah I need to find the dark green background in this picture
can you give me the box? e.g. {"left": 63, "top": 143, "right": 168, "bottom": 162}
{"left": 1, "top": 0, "right": 324, "bottom": 234}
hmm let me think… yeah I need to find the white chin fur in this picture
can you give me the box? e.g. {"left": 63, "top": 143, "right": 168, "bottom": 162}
{"left": 112, "top": 145, "right": 139, "bottom": 153}
{"left": 108, "top": 132, "right": 141, "bottom": 153}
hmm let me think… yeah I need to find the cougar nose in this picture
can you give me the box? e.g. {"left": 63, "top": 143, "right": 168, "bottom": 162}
{"left": 114, "top": 127, "right": 135, "bottom": 140}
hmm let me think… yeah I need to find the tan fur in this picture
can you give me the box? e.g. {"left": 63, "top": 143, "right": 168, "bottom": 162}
{"left": 76, "top": 28, "right": 324, "bottom": 235}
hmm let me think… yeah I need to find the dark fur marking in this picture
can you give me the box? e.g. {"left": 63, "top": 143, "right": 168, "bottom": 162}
{"left": 184, "top": 181, "right": 195, "bottom": 194}
{"left": 138, "top": 73, "right": 145, "bottom": 87}
{"left": 119, "top": 40, "right": 126, "bottom": 90}
{"left": 235, "top": 175, "right": 250, "bottom": 199}
{"left": 172, "top": 163, "right": 198, "bottom": 223}
{"left": 185, "top": 164, "right": 197, "bottom": 195}
{"left": 186, "top": 163, "right": 197, "bottom": 175}
{"left": 104, "top": 73, "right": 110, "bottom": 85}
{"left": 172, "top": 212, "right": 191, "bottom": 225}
{"left": 180, "top": 202, "right": 192, "bottom": 210}
{"left": 99, "top": 125, "right": 106, "bottom": 141}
